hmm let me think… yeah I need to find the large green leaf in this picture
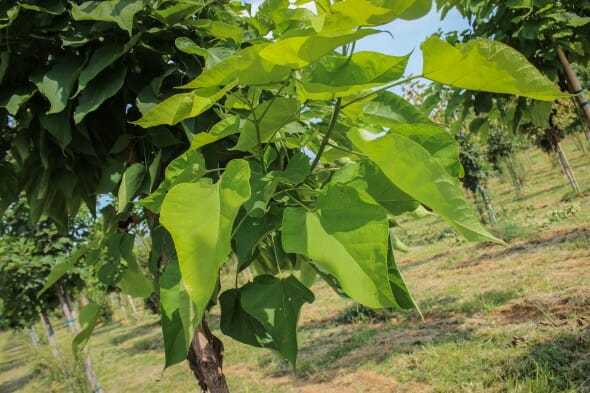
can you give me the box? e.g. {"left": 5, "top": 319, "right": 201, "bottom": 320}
{"left": 219, "top": 289, "right": 275, "bottom": 349}
{"left": 240, "top": 275, "right": 313, "bottom": 366}
{"left": 39, "top": 110, "right": 72, "bottom": 151}
{"left": 153, "top": 2, "right": 204, "bottom": 25}
{"left": 117, "top": 163, "right": 145, "bottom": 213}
{"left": 258, "top": 29, "right": 379, "bottom": 69}
{"left": 332, "top": 161, "right": 419, "bottom": 216}
{"left": 134, "top": 84, "right": 236, "bottom": 128}
{"left": 348, "top": 128, "right": 502, "bottom": 243}
{"left": 233, "top": 98, "right": 300, "bottom": 152}
{"left": 71, "top": 0, "right": 144, "bottom": 35}
{"left": 282, "top": 185, "right": 409, "bottom": 308}
{"left": 421, "top": 37, "right": 566, "bottom": 101}
{"left": 76, "top": 34, "right": 140, "bottom": 95}
{"left": 322, "top": 0, "right": 418, "bottom": 30}
{"left": 160, "top": 259, "right": 199, "bottom": 369}
{"left": 298, "top": 52, "right": 409, "bottom": 100}
{"left": 181, "top": 44, "right": 292, "bottom": 88}
{"left": 160, "top": 159, "right": 251, "bottom": 321}
{"left": 356, "top": 90, "right": 433, "bottom": 125}
{"left": 74, "top": 67, "right": 127, "bottom": 124}
{"left": 189, "top": 19, "right": 244, "bottom": 43}
{"left": 0, "top": 87, "right": 35, "bottom": 115}
{"left": 31, "top": 56, "right": 83, "bottom": 114}
{"left": 140, "top": 150, "right": 207, "bottom": 214}
{"left": 72, "top": 302, "right": 101, "bottom": 355}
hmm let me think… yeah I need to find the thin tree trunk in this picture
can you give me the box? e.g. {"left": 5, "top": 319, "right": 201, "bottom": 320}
{"left": 471, "top": 190, "right": 486, "bottom": 223}
{"left": 117, "top": 291, "right": 129, "bottom": 322}
{"left": 127, "top": 295, "right": 141, "bottom": 321}
{"left": 39, "top": 309, "right": 69, "bottom": 380}
{"left": 478, "top": 185, "right": 498, "bottom": 229}
{"left": 29, "top": 325, "right": 39, "bottom": 348}
{"left": 186, "top": 319, "right": 229, "bottom": 393}
{"left": 57, "top": 285, "right": 102, "bottom": 393}
{"left": 506, "top": 155, "right": 523, "bottom": 194}
{"left": 545, "top": 128, "right": 581, "bottom": 194}
{"left": 556, "top": 46, "right": 590, "bottom": 127}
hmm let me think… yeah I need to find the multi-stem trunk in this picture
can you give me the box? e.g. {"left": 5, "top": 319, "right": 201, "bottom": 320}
{"left": 28, "top": 324, "right": 39, "bottom": 348}
{"left": 186, "top": 319, "right": 229, "bottom": 393}
{"left": 56, "top": 284, "right": 102, "bottom": 393}
{"left": 477, "top": 185, "right": 498, "bottom": 229}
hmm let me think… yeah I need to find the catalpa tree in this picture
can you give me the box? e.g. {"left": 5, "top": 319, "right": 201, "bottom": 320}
{"left": 0, "top": 0, "right": 565, "bottom": 391}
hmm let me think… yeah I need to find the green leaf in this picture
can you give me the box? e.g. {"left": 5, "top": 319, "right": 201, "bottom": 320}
{"left": 134, "top": 84, "right": 236, "bottom": 128}
{"left": 356, "top": 91, "right": 433, "bottom": 125}
{"left": 39, "top": 110, "right": 72, "bottom": 151}
{"left": 72, "top": 303, "right": 101, "bottom": 355}
{"left": 258, "top": 29, "right": 379, "bottom": 69}
{"left": 117, "top": 163, "right": 145, "bottom": 212}
{"left": 240, "top": 275, "right": 313, "bottom": 366}
{"left": 348, "top": 128, "right": 502, "bottom": 243}
{"left": 76, "top": 34, "right": 140, "bottom": 95}
{"left": 233, "top": 98, "right": 300, "bottom": 152}
{"left": 153, "top": 2, "right": 204, "bottom": 25}
{"left": 175, "top": 37, "right": 208, "bottom": 56}
{"left": 530, "top": 100, "right": 552, "bottom": 128}
{"left": 38, "top": 240, "right": 99, "bottom": 296}
{"left": 181, "top": 44, "right": 292, "bottom": 88}
{"left": 71, "top": 0, "right": 144, "bottom": 35}
{"left": 322, "top": 0, "right": 418, "bottom": 30}
{"left": 160, "top": 259, "right": 199, "bottom": 369}
{"left": 0, "top": 87, "right": 35, "bottom": 115}
{"left": 160, "top": 159, "right": 251, "bottom": 322}
{"left": 189, "top": 19, "right": 244, "bottom": 43}
{"left": 74, "top": 67, "right": 127, "bottom": 124}
{"left": 140, "top": 150, "right": 207, "bottom": 214}
{"left": 233, "top": 210, "right": 282, "bottom": 271}
{"left": 31, "top": 56, "right": 84, "bottom": 114}
{"left": 189, "top": 115, "right": 241, "bottom": 151}
{"left": 398, "top": 0, "right": 432, "bottom": 20}
{"left": 421, "top": 37, "right": 566, "bottom": 101}
{"left": 283, "top": 185, "right": 409, "bottom": 308}
{"left": 119, "top": 257, "right": 153, "bottom": 298}
{"left": 298, "top": 52, "right": 408, "bottom": 100}
{"left": 332, "top": 161, "right": 419, "bottom": 215}
{"left": 219, "top": 289, "right": 275, "bottom": 349}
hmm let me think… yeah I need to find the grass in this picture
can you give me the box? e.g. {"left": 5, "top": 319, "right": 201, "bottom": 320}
{"left": 1, "top": 137, "right": 589, "bottom": 393}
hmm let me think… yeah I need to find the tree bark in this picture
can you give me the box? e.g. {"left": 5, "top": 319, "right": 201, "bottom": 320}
{"left": 29, "top": 324, "right": 39, "bottom": 348}
{"left": 56, "top": 285, "right": 102, "bottom": 393}
{"left": 39, "top": 309, "right": 69, "bottom": 380}
{"left": 556, "top": 46, "right": 590, "bottom": 127}
{"left": 127, "top": 295, "right": 141, "bottom": 321}
{"left": 478, "top": 185, "right": 498, "bottom": 229}
{"left": 545, "top": 128, "right": 581, "bottom": 194}
{"left": 506, "top": 155, "right": 524, "bottom": 195}
{"left": 186, "top": 319, "right": 229, "bottom": 393}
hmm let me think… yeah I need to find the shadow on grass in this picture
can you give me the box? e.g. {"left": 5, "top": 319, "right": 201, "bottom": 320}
{"left": 502, "top": 326, "right": 590, "bottom": 391}
{"left": 109, "top": 321, "right": 161, "bottom": 346}
{"left": 0, "top": 370, "right": 36, "bottom": 393}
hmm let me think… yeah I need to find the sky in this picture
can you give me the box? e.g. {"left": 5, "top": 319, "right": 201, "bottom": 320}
{"left": 249, "top": 1, "right": 471, "bottom": 77}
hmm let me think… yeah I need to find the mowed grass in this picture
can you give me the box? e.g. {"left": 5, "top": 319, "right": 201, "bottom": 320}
{"left": 1, "top": 137, "right": 589, "bottom": 393}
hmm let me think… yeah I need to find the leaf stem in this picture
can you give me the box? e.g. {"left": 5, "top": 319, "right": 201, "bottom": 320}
{"left": 310, "top": 97, "right": 342, "bottom": 171}
{"left": 340, "top": 74, "right": 423, "bottom": 109}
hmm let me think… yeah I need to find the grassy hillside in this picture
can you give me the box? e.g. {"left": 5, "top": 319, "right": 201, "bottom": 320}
{"left": 1, "top": 137, "right": 589, "bottom": 393}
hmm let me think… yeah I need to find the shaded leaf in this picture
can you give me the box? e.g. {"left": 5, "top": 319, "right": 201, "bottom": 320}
{"left": 31, "top": 56, "right": 83, "bottom": 114}
{"left": 71, "top": 0, "right": 144, "bottom": 35}
{"left": 160, "top": 159, "right": 250, "bottom": 322}
{"left": 117, "top": 163, "right": 145, "bottom": 212}
{"left": 72, "top": 303, "right": 101, "bottom": 355}
{"left": 74, "top": 67, "right": 127, "bottom": 124}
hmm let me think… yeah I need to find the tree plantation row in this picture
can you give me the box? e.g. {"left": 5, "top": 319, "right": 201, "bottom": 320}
{"left": 0, "top": 0, "right": 588, "bottom": 392}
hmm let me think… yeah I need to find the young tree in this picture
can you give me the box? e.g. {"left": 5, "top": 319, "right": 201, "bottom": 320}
{"left": 0, "top": 1, "right": 566, "bottom": 391}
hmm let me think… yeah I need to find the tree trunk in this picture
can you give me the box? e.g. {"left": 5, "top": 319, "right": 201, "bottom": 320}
{"left": 478, "top": 185, "right": 498, "bottom": 229}
{"left": 556, "top": 46, "right": 590, "bottom": 127}
{"left": 56, "top": 285, "right": 102, "bottom": 393}
{"left": 545, "top": 129, "right": 581, "bottom": 194}
{"left": 29, "top": 324, "right": 39, "bottom": 348}
{"left": 506, "top": 155, "right": 523, "bottom": 194}
{"left": 127, "top": 295, "right": 141, "bottom": 321}
{"left": 39, "top": 309, "right": 69, "bottom": 380}
{"left": 117, "top": 291, "right": 129, "bottom": 322}
{"left": 186, "top": 319, "right": 229, "bottom": 393}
